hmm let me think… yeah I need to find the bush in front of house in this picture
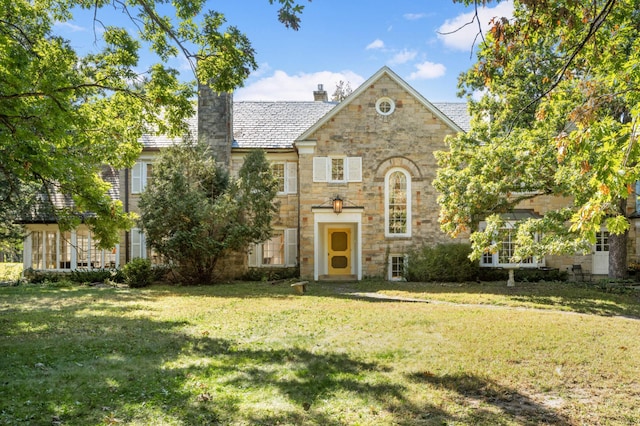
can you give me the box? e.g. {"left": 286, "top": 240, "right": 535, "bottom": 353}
{"left": 477, "top": 267, "right": 568, "bottom": 282}
{"left": 242, "top": 266, "right": 299, "bottom": 282}
{"left": 407, "top": 243, "right": 479, "bottom": 282}
{"left": 69, "top": 268, "right": 117, "bottom": 284}
{"left": 122, "top": 258, "right": 153, "bottom": 288}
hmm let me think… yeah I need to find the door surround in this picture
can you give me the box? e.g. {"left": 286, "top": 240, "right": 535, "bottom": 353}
{"left": 312, "top": 210, "right": 362, "bottom": 280}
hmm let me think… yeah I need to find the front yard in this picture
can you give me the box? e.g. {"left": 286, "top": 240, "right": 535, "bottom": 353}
{"left": 1, "top": 276, "right": 639, "bottom": 425}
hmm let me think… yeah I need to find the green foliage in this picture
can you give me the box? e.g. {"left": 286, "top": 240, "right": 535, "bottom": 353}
{"left": 242, "top": 267, "right": 299, "bottom": 282}
{"left": 69, "top": 268, "right": 123, "bottom": 284}
{"left": 477, "top": 268, "right": 568, "bottom": 283}
{"left": 0, "top": 0, "right": 306, "bottom": 248}
{"left": 436, "top": 0, "right": 640, "bottom": 278}
{"left": 122, "top": 258, "right": 153, "bottom": 288}
{"left": 407, "top": 243, "right": 479, "bottom": 282}
{"left": 138, "top": 143, "right": 278, "bottom": 284}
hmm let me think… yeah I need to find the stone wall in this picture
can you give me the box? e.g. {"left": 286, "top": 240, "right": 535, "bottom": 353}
{"left": 297, "top": 74, "right": 467, "bottom": 279}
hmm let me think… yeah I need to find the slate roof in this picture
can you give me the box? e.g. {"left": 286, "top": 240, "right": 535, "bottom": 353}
{"left": 432, "top": 103, "right": 471, "bottom": 133}
{"left": 139, "top": 100, "right": 470, "bottom": 150}
{"left": 21, "top": 166, "right": 120, "bottom": 222}
{"left": 232, "top": 101, "right": 337, "bottom": 149}
{"left": 139, "top": 116, "right": 198, "bottom": 149}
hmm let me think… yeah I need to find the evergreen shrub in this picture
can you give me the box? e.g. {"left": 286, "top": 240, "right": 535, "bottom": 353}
{"left": 407, "top": 243, "right": 478, "bottom": 282}
{"left": 122, "top": 258, "right": 153, "bottom": 288}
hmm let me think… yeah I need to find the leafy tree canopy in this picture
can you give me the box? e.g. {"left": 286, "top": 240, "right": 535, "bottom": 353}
{"left": 138, "top": 143, "right": 278, "bottom": 284}
{"left": 435, "top": 0, "right": 640, "bottom": 275}
{"left": 0, "top": 0, "right": 305, "bottom": 248}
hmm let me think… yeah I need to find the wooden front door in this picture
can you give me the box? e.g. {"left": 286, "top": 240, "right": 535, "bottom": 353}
{"left": 328, "top": 228, "right": 351, "bottom": 275}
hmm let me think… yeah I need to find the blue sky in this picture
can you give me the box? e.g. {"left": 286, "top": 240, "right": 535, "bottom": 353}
{"left": 56, "top": 0, "right": 514, "bottom": 102}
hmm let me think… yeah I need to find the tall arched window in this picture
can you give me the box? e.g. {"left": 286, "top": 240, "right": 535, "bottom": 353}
{"left": 385, "top": 168, "right": 411, "bottom": 237}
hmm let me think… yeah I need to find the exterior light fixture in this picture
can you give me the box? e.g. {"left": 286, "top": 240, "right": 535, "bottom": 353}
{"left": 332, "top": 195, "right": 343, "bottom": 214}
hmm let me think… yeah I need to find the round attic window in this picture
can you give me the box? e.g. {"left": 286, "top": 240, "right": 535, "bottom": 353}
{"left": 375, "top": 97, "right": 395, "bottom": 116}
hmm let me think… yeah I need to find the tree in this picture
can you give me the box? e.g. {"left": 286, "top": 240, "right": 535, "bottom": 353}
{"left": 0, "top": 0, "right": 305, "bottom": 249}
{"left": 331, "top": 80, "right": 353, "bottom": 102}
{"left": 138, "top": 142, "right": 278, "bottom": 283}
{"left": 435, "top": 0, "right": 640, "bottom": 278}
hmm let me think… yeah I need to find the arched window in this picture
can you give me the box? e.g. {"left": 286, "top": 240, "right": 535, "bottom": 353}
{"left": 385, "top": 168, "right": 411, "bottom": 237}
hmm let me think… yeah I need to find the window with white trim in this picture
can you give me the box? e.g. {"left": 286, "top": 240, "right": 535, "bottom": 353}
{"left": 313, "top": 157, "right": 362, "bottom": 183}
{"left": 388, "top": 254, "right": 407, "bottom": 281}
{"left": 479, "top": 222, "right": 539, "bottom": 267}
{"left": 248, "top": 229, "right": 297, "bottom": 267}
{"left": 385, "top": 168, "right": 411, "bottom": 237}
{"left": 27, "top": 229, "right": 118, "bottom": 270}
{"left": 131, "top": 161, "right": 153, "bottom": 194}
{"left": 272, "top": 161, "right": 297, "bottom": 194}
{"left": 376, "top": 97, "right": 395, "bottom": 116}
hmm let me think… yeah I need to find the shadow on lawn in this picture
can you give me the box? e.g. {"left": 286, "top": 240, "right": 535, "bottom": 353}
{"left": 407, "top": 371, "right": 571, "bottom": 426}
{"left": 0, "top": 287, "right": 579, "bottom": 425}
{"left": 0, "top": 288, "right": 572, "bottom": 426}
{"left": 321, "top": 281, "right": 640, "bottom": 318}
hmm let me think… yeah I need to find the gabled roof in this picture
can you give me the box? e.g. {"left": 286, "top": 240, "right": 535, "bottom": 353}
{"left": 296, "top": 66, "right": 468, "bottom": 142}
{"left": 138, "top": 66, "right": 470, "bottom": 150}
{"left": 232, "top": 101, "right": 336, "bottom": 149}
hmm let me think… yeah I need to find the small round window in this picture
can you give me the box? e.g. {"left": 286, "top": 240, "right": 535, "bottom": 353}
{"left": 375, "top": 97, "right": 395, "bottom": 116}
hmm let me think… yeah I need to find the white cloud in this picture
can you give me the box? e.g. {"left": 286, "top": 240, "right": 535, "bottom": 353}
{"left": 252, "top": 62, "right": 273, "bottom": 78}
{"left": 437, "top": 1, "right": 514, "bottom": 51}
{"left": 388, "top": 49, "right": 417, "bottom": 66}
{"left": 366, "top": 39, "right": 385, "bottom": 50}
{"left": 408, "top": 61, "right": 446, "bottom": 80}
{"left": 53, "top": 21, "right": 87, "bottom": 32}
{"left": 234, "top": 70, "right": 366, "bottom": 101}
{"left": 403, "top": 13, "right": 427, "bottom": 21}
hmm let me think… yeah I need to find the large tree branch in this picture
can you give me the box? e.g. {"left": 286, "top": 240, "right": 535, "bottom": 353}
{"left": 133, "top": 0, "right": 198, "bottom": 77}
{"left": 522, "top": 0, "right": 617, "bottom": 112}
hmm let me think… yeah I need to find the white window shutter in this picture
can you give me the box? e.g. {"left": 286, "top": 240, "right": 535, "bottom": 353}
{"left": 131, "top": 162, "right": 143, "bottom": 194}
{"left": 313, "top": 157, "right": 328, "bottom": 182}
{"left": 347, "top": 157, "right": 362, "bottom": 182}
{"left": 285, "top": 228, "right": 297, "bottom": 266}
{"left": 286, "top": 162, "right": 297, "bottom": 194}
{"left": 248, "top": 244, "right": 258, "bottom": 267}
{"left": 131, "top": 228, "right": 142, "bottom": 259}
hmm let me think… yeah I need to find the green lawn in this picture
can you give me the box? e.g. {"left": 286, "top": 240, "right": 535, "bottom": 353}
{"left": 1, "top": 278, "right": 639, "bottom": 425}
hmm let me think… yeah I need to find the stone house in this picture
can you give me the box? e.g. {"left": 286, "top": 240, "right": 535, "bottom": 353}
{"left": 21, "top": 66, "right": 636, "bottom": 279}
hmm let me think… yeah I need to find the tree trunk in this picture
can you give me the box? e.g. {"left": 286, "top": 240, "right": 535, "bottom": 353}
{"left": 608, "top": 228, "right": 628, "bottom": 279}
{"left": 608, "top": 198, "right": 629, "bottom": 279}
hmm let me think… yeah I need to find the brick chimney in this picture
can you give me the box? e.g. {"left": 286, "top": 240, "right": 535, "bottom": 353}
{"left": 313, "top": 84, "right": 328, "bottom": 102}
{"left": 197, "top": 82, "right": 232, "bottom": 168}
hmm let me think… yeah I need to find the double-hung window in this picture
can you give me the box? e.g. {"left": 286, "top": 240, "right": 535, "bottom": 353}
{"left": 313, "top": 157, "right": 362, "bottom": 183}
{"left": 272, "top": 162, "right": 297, "bottom": 194}
{"left": 248, "top": 229, "right": 297, "bottom": 267}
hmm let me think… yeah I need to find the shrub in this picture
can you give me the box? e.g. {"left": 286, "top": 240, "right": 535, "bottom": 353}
{"left": 69, "top": 268, "right": 114, "bottom": 284}
{"left": 242, "top": 267, "right": 299, "bottom": 282}
{"left": 122, "top": 258, "right": 153, "bottom": 288}
{"left": 407, "top": 243, "right": 479, "bottom": 282}
{"left": 477, "top": 267, "right": 568, "bottom": 282}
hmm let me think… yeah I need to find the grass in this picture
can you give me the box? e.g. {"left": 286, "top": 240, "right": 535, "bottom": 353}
{"left": 1, "top": 274, "right": 639, "bottom": 425}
